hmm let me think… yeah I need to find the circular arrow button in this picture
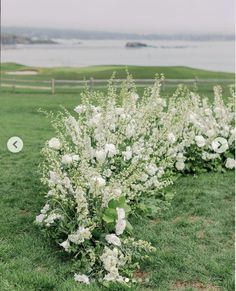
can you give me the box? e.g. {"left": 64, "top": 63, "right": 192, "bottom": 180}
{"left": 7, "top": 137, "right": 24, "bottom": 153}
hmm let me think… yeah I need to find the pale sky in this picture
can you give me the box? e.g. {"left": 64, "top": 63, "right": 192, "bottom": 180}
{"left": 2, "top": 0, "right": 235, "bottom": 34}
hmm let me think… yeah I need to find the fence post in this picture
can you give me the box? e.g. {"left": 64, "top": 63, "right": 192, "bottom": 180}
{"left": 90, "top": 77, "right": 94, "bottom": 90}
{"left": 51, "top": 79, "right": 55, "bottom": 95}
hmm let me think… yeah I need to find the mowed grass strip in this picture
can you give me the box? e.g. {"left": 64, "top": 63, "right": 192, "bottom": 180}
{"left": 0, "top": 77, "right": 234, "bottom": 290}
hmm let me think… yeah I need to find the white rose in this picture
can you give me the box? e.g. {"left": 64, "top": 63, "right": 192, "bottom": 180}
{"left": 225, "top": 158, "right": 235, "bottom": 169}
{"left": 59, "top": 239, "right": 70, "bottom": 251}
{"left": 105, "top": 144, "right": 117, "bottom": 158}
{"left": 195, "top": 135, "right": 206, "bottom": 148}
{"left": 175, "top": 161, "right": 185, "bottom": 171}
{"left": 61, "top": 154, "right": 73, "bottom": 165}
{"left": 48, "top": 137, "right": 61, "bottom": 150}
{"left": 95, "top": 149, "right": 106, "bottom": 163}
{"left": 167, "top": 133, "right": 176, "bottom": 144}
{"left": 74, "top": 274, "right": 90, "bottom": 284}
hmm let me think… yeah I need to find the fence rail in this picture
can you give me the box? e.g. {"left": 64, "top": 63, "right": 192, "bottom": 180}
{"left": 0, "top": 77, "right": 234, "bottom": 94}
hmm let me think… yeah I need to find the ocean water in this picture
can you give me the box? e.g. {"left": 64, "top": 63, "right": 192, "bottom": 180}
{"left": 2, "top": 39, "right": 235, "bottom": 72}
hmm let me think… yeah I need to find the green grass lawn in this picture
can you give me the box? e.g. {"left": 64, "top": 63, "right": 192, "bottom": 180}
{"left": 0, "top": 66, "right": 234, "bottom": 290}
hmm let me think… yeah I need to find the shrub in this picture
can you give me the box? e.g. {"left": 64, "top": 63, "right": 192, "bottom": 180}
{"left": 35, "top": 77, "right": 180, "bottom": 286}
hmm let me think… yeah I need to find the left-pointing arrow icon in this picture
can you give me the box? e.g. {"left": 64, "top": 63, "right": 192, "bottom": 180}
{"left": 7, "top": 137, "right": 24, "bottom": 153}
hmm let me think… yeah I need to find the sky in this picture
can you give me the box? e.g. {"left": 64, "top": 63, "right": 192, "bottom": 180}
{"left": 2, "top": 0, "right": 235, "bottom": 34}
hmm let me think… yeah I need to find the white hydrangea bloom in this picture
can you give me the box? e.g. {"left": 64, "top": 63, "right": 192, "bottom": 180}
{"left": 195, "top": 135, "right": 206, "bottom": 148}
{"left": 175, "top": 161, "right": 185, "bottom": 171}
{"left": 74, "top": 273, "right": 90, "bottom": 284}
{"left": 48, "top": 137, "right": 61, "bottom": 150}
{"left": 225, "top": 158, "right": 235, "bottom": 169}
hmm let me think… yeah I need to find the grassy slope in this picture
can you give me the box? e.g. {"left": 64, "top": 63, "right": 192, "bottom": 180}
{"left": 0, "top": 87, "right": 234, "bottom": 290}
{"left": 1, "top": 62, "right": 235, "bottom": 80}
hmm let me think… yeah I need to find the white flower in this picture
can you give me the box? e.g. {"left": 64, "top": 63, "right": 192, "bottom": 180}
{"left": 175, "top": 161, "right": 185, "bottom": 171}
{"left": 115, "top": 208, "right": 126, "bottom": 236}
{"left": 206, "top": 129, "right": 215, "bottom": 138}
{"left": 105, "top": 144, "right": 117, "bottom": 158}
{"left": 126, "top": 123, "right": 136, "bottom": 139}
{"left": 62, "top": 177, "right": 71, "bottom": 189}
{"left": 130, "top": 92, "right": 139, "bottom": 102}
{"left": 90, "top": 176, "right": 106, "bottom": 189}
{"left": 211, "top": 137, "right": 229, "bottom": 153}
{"left": 95, "top": 149, "right": 106, "bottom": 163}
{"left": 61, "top": 154, "right": 73, "bottom": 165}
{"left": 88, "top": 112, "right": 102, "bottom": 127}
{"left": 74, "top": 273, "right": 90, "bottom": 284}
{"left": 72, "top": 155, "right": 80, "bottom": 161}
{"left": 116, "top": 208, "right": 125, "bottom": 220}
{"left": 195, "top": 135, "right": 206, "bottom": 148}
{"left": 146, "top": 164, "right": 158, "bottom": 176}
{"left": 104, "top": 272, "right": 124, "bottom": 283}
{"left": 35, "top": 213, "right": 46, "bottom": 223}
{"left": 59, "top": 239, "right": 70, "bottom": 251}
{"left": 116, "top": 219, "right": 126, "bottom": 236}
{"left": 139, "top": 173, "right": 148, "bottom": 182}
{"left": 204, "top": 108, "right": 212, "bottom": 116}
{"left": 44, "top": 213, "right": 62, "bottom": 226}
{"left": 48, "top": 171, "right": 61, "bottom": 186}
{"left": 48, "top": 137, "right": 61, "bottom": 150}
{"left": 41, "top": 203, "right": 50, "bottom": 214}
{"left": 74, "top": 105, "right": 87, "bottom": 114}
{"left": 225, "top": 158, "right": 235, "bottom": 169}
{"left": 122, "top": 146, "right": 132, "bottom": 161}
{"left": 105, "top": 234, "right": 121, "bottom": 247}
{"left": 68, "top": 227, "right": 92, "bottom": 244}
{"left": 167, "top": 133, "right": 176, "bottom": 144}
{"left": 115, "top": 107, "right": 124, "bottom": 115}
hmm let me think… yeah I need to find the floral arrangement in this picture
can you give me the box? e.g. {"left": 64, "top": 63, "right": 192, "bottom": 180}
{"left": 35, "top": 77, "right": 181, "bottom": 286}
{"left": 35, "top": 77, "right": 235, "bottom": 286}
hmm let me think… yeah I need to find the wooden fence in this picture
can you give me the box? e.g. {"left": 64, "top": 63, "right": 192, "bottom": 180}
{"left": 0, "top": 77, "right": 234, "bottom": 94}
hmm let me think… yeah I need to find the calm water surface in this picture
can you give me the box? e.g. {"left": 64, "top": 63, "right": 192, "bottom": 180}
{"left": 2, "top": 40, "right": 235, "bottom": 72}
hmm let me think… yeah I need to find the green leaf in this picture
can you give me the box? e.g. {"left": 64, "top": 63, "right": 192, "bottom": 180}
{"left": 102, "top": 208, "right": 117, "bottom": 223}
{"left": 126, "top": 221, "right": 133, "bottom": 233}
{"left": 108, "top": 196, "right": 126, "bottom": 209}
